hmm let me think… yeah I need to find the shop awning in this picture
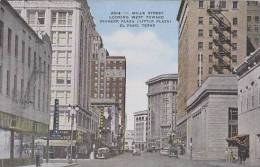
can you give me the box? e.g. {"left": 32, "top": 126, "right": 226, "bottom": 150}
{"left": 226, "top": 135, "right": 249, "bottom": 146}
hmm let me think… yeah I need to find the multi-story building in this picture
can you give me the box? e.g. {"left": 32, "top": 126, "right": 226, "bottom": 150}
{"left": 236, "top": 47, "right": 260, "bottom": 166}
{"left": 124, "top": 130, "right": 134, "bottom": 151}
{"left": 0, "top": 0, "right": 51, "bottom": 165}
{"left": 89, "top": 33, "right": 126, "bottom": 149}
{"left": 186, "top": 75, "right": 238, "bottom": 160}
{"left": 146, "top": 74, "right": 178, "bottom": 149}
{"left": 176, "top": 0, "right": 250, "bottom": 147}
{"left": 134, "top": 110, "right": 148, "bottom": 151}
{"left": 247, "top": 1, "right": 260, "bottom": 49}
{"left": 8, "top": 0, "right": 98, "bottom": 158}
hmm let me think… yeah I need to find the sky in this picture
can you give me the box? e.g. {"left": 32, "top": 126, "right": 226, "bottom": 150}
{"left": 87, "top": 0, "right": 180, "bottom": 130}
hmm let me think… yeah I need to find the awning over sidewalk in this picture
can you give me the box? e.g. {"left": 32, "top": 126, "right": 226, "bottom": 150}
{"left": 226, "top": 135, "right": 249, "bottom": 146}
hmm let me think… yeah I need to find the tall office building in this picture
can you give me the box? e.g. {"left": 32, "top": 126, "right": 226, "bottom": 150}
{"left": 176, "top": 0, "right": 250, "bottom": 144}
{"left": 134, "top": 110, "right": 148, "bottom": 151}
{"left": 8, "top": 0, "right": 98, "bottom": 158}
{"left": 89, "top": 33, "right": 126, "bottom": 148}
{"left": 146, "top": 74, "right": 178, "bottom": 149}
{"left": 0, "top": 0, "right": 51, "bottom": 165}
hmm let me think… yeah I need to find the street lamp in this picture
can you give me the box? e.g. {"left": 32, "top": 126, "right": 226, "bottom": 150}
{"left": 67, "top": 104, "right": 79, "bottom": 164}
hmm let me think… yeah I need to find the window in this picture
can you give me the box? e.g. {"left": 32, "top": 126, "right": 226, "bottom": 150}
{"left": 20, "top": 79, "right": 24, "bottom": 99}
{"left": 68, "top": 32, "right": 72, "bottom": 45}
{"left": 198, "top": 42, "right": 203, "bottom": 50}
{"left": 255, "top": 25, "right": 259, "bottom": 32}
{"left": 28, "top": 11, "right": 36, "bottom": 25}
{"left": 198, "top": 29, "right": 203, "bottom": 37}
{"left": 22, "top": 41, "right": 25, "bottom": 64}
{"left": 56, "top": 71, "right": 65, "bottom": 84}
{"left": 248, "top": 25, "right": 251, "bottom": 32}
{"left": 209, "top": 55, "right": 213, "bottom": 63}
{"left": 28, "top": 47, "right": 31, "bottom": 68}
{"left": 51, "top": 31, "right": 57, "bottom": 44}
{"left": 228, "top": 108, "right": 238, "bottom": 138}
{"left": 58, "top": 32, "right": 66, "bottom": 45}
{"left": 197, "top": 67, "right": 203, "bottom": 75}
{"left": 209, "top": 42, "right": 213, "bottom": 49}
{"left": 13, "top": 75, "right": 17, "bottom": 97}
{"left": 51, "top": 11, "right": 57, "bottom": 25}
{"left": 210, "top": 0, "right": 215, "bottom": 8}
{"left": 232, "top": 30, "right": 237, "bottom": 38}
{"left": 232, "top": 43, "right": 237, "bottom": 51}
{"left": 232, "top": 55, "right": 237, "bottom": 63}
{"left": 38, "top": 11, "right": 45, "bottom": 25}
{"left": 198, "top": 17, "right": 203, "bottom": 25}
{"left": 209, "top": 67, "right": 213, "bottom": 74}
{"left": 209, "top": 30, "right": 213, "bottom": 37}
{"left": 198, "top": 54, "right": 203, "bottom": 62}
{"left": 68, "top": 12, "right": 73, "bottom": 25}
{"left": 58, "top": 12, "right": 66, "bottom": 25}
{"left": 57, "top": 51, "right": 66, "bottom": 64}
{"left": 15, "top": 35, "right": 18, "bottom": 58}
{"left": 8, "top": 28, "right": 12, "bottom": 52}
{"left": 199, "top": 0, "right": 203, "bottom": 8}
{"left": 233, "top": 17, "right": 238, "bottom": 25}
{"left": 247, "top": 16, "right": 251, "bottom": 22}
{"left": 233, "top": 1, "right": 238, "bottom": 9}
{"left": 66, "top": 71, "right": 71, "bottom": 84}
{"left": 67, "top": 51, "right": 72, "bottom": 65}
{"left": 219, "top": 0, "right": 226, "bottom": 8}
{"left": 0, "top": 21, "right": 3, "bottom": 47}
{"left": 209, "top": 17, "right": 213, "bottom": 25}
{"left": 255, "top": 16, "right": 259, "bottom": 23}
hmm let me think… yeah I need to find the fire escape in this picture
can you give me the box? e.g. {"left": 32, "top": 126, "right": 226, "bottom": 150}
{"left": 207, "top": 8, "right": 232, "bottom": 74}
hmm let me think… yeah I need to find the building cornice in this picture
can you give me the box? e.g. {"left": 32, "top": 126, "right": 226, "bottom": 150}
{"left": 146, "top": 74, "right": 178, "bottom": 85}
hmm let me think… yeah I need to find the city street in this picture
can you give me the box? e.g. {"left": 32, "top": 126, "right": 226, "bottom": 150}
{"left": 75, "top": 153, "right": 220, "bottom": 167}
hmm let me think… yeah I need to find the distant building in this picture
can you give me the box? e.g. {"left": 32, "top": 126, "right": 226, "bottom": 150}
{"left": 236, "top": 47, "right": 260, "bottom": 166}
{"left": 186, "top": 75, "right": 238, "bottom": 160}
{"left": 125, "top": 130, "right": 134, "bottom": 151}
{"left": 8, "top": 0, "right": 98, "bottom": 158}
{"left": 134, "top": 110, "right": 148, "bottom": 151}
{"left": 90, "top": 33, "right": 126, "bottom": 148}
{"left": 146, "top": 74, "right": 178, "bottom": 149}
{"left": 0, "top": 0, "right": 51, "bottom": 165}
{"left": 91, "top": 98, "right": 119, "bottom": 147}
{"left": 247, "top": 1, "right": 260, "bottom": 49}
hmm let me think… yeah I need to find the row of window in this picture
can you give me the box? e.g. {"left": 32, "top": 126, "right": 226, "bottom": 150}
{"left": 51, "top": 31, "right": 72, "bottom": 45}
{"left": 248, "top": 25, "right": 260, "bottom": 33}
{"left": 198, "top": 41, "right": 238, "bottom": 51}
{"left": 198, "top": 29, "right": 238, "bottom": 38}
{"left": 51, "top": 90, "right": 71, "bottom": 105}
{"left": 52, "top": 50, "right": 72, "bottom": 65}
{"left": 26, "top": 10, "right": 73, "bottom": 26}
{"left": 51, "top": 70, "right": 71, "bottom": 85}
{"left": 248, "top": 15, "right": 260, "bottom": 23}
{"left": 198, "top": 16, "right": 238, "bottom": 26}
{"left": 197, "top": 54, "right": 237, "bottom": 64}
{"left": 199, "top": 0, "right": 239, "bottom": 9}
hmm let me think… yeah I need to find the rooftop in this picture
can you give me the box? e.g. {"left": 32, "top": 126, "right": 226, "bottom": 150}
{"left": 146, "top": 73, "right": 178, "bottom": 85}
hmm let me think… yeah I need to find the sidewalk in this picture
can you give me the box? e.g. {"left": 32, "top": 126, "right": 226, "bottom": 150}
{"left": 207, "top": 161, "right": 260, "bottom": 167}
{"left": 18, "top": 163, "right": 78, "bottom": 167}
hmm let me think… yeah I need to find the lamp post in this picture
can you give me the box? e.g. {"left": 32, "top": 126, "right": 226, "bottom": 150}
{"left": 67, "top": 104, "right": 79, "bottom": 164}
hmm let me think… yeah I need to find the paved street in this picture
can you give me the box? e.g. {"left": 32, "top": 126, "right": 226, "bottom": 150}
{"left": 75, "top": 152, "right": 217, "bottom": 167}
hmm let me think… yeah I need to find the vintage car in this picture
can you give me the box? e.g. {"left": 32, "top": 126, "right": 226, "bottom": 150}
{"left": 160, "top": 147, "right": 169, "bottom": 156}
{"left": 132, "top": 148, "right": 141, "bottom": 156}
{"left": 96, "top": 147, "right": 110, "bottom": 159}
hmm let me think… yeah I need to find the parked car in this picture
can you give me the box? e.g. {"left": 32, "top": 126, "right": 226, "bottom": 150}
{"left": 132, "top": 148, "right": 141, "bottom": 156}
{"left": 168, "top": 146, "right": 178, "bottom": 158}
{"left": 160, "top": 148, "right": 169, "bottom": 156}
{"left": 96, "top": 147, "right": 110, "bottom": 159}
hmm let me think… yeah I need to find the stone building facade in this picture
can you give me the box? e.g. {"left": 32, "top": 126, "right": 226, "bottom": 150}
{"left": 186, "top": 75, "right": 238, "bottom": 160}
{"left": 8, "top": 0, "right": 99, "bottom": 158}
{"left": 146, "top": 74, "right": 178, "bottom": 149}
{"left": 124, "top": 130, "right": 134, "bottom": 151}
{"left": 176, "top": 0, "right": 251, "bottom": 147}
{"left": 236, "top": 47, "right": 260, "bottom": 166}
{"left": 134, "top": 110, "right": 148, "bottom": 151}
{"left": 0, "top": 0, "right": 51, "bottom": 165}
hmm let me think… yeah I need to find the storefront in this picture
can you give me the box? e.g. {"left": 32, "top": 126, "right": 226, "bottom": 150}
{"left": 0, "top": 111, "right": 48, "bottom": 167}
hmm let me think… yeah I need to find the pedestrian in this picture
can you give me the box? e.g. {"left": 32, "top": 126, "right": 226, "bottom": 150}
{"left": 225, "top": 147, "right": 229, "bottom": 163}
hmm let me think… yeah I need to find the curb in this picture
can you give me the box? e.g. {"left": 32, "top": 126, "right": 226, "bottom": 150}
{"left": 63, "top": 163, "right": 79, "bottom": 167}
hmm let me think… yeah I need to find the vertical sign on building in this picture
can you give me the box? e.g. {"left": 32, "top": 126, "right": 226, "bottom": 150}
{"left": 53, "top": 99, "right": 59, "bottom": 136}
